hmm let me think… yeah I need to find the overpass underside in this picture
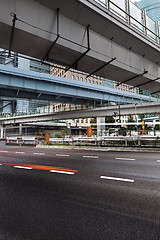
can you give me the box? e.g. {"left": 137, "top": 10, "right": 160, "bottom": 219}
{"left": 0, "top": 0, "right": 160, "bottom": 95}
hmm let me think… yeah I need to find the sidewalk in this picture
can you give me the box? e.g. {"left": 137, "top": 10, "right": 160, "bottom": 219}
{"left": 36, "top": 144, "right": 160, "bottom": 152}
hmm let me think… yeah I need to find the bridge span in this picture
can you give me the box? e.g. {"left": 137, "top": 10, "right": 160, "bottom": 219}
{"left": 0, "top": 64, "right": 154, "bottom": 105}
{"left": 0, "top": 0, "right": 160, "bottom": 93}
{"left": 1, "top": 102, "right": 160, "bottom": 125}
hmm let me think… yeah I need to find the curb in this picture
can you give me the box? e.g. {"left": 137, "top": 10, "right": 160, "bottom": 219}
{"left": 36, "top": 144, "right": 160, "bottom": 152}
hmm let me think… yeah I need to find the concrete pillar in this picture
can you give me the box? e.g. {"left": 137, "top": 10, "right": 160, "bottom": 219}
{"left": 19, "top": 124, "right": 22, "bottom": 136}
{"left": 97, "top": 117, "right": 105, "bottom": 136}
{"left": 0, "top": 125, "right": 4, "bottom": 139}
{"left": 0, "top": 125, "right": 6, "bottom": 139}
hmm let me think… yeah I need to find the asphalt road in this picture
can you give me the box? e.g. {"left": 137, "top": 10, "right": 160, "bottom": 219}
{"left": 0, "top": 143, "right": 160, "bottom": 239}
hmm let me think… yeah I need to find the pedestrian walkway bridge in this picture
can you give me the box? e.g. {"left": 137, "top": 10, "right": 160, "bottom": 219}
{"left": 1, "top": 102, "right": 160, "bottom": 125}
{"left": 0, "top": 0, "right": 160, "bottom": 94}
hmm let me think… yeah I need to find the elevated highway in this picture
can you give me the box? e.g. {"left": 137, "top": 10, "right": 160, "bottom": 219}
{"left": 0, "top": 64, "right": 154, "bottom": 105}
{"left": 0, "top": 0, "right": 160, "bottom": 93}
{"left": 1, "top": 102, "right": 160, "bottom": 125}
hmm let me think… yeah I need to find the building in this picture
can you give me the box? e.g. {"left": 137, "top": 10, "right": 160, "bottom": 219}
{"left": 51, "top": 65, "right": 103, "bottom": 85}
{"left": 136, "top": 0, "right": 160, "bottom": 22}
{"left": 136, "top": 0, "right": 160, "bottom": 99}
{"left": 0, "top": 50, "right": 51, "bottom": 115}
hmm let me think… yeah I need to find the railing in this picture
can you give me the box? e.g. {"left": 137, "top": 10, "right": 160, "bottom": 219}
{"left": 94, "top": 0, "right": 160, "bottom": 44}
{"left": 6, "top": 136, "right": 39, "bottom": 145}
{"left": 40, "top": 135, "right": 160, "bottom": 148}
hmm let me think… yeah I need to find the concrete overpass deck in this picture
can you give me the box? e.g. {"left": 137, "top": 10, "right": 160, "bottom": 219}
{"left": 0, "top": 0, "right": 160, "bottom": 93}
{"left": 1, "top": 102, "right": 160, "bottom": 125}
{"left": 0, "top": 63, "right": 155, "bottom": 105}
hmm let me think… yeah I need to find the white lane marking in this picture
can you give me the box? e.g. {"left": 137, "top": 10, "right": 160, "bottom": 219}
{"left": 0, "top": 164, "right": 2, "bottom": 166}
{"left": 83, "top": 156, "right": 99, "bottom": 159}
{"left": 56, "top": 154, "right": 69, "bottom": 157}
{"left": 100, "top": 176, "right": 134, "bottom": 183}
{"left": 34, "top": 153, "right": 45, "bottom": 155}
{"left": 15, "top": 152, "right": 24, "bottom": 154}
{"left": 157, "top": 160, "right": 160, "bottom": 163}
{"left": 50, "top": 170, "right": 74, "bottom": 175}
{"left": 91, "top": 149, "right": 109, "bottom": 152}
{"left": 14, "top": 166, "right": 32, "bottom": 170}
{"left": 115, "top": 158, "right": 135, "bottom": 161}
{"left": 0, "top": 151, "right": 8, "bottom": 153}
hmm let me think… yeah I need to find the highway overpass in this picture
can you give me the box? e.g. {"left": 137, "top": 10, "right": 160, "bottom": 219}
{"left": 0, "top": 64, "right": 155, "bottom": 105}
{"left": 0, "top": 0, "right": 160, "bottom": 93}
{"left": 1, "top": 102, "right": 160, "bottom": 125}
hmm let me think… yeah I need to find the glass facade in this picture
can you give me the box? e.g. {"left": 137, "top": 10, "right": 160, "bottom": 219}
{"left": 130, "top": 2, "right": 144, "bottom": 32}
{"left": 136, "top": 0, "right": 160, "bottom": 22}
{"left": 94, "top": 0, "right": 160, "bottom": 44}
{"left": 110, "top": 0, "right": 126, "bottom": 20}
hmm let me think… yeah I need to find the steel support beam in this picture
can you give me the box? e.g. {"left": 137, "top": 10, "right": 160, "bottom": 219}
{"left": 8, "top": 13, "right": 17, "bottom": 57}
{"left": 41, "top": 8, "right": 60, "bottom": 62}
{"left": 86, "top": 57, "right": 116, "bottom": 78}
{"left": 0, "top": 101, "right": 12, "bottom": 111}
{"left": 65, "top": 25, "right": 90, "bottom": 73}
{"left": 117, "top": 70, "right": 148, "bottom": 87}
{"left": 135, "top": 77, "right": 160, "bottom": 88}
{"left": 151, "top": 90, "right": 160, "bottom": 95}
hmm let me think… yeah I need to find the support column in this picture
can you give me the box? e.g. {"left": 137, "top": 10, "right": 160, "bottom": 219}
{"left": 19, "top": 123, "right": 22, "bottom": 136}
{"left": 0, "top": 125, "right": 4, "bottom": 139}
{"left": 97, "top": 117, "right": 105, "bottom": 136}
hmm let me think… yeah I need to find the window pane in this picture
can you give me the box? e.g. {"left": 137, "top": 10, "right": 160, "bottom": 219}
{"left": 110, "top": 0, "right": 126, "bottom": 21}
{"left": 130, "top": 2, "right": 143, "bottom": 32}
{"left": 146, "top": 15, "right": 157, "bottom": 41}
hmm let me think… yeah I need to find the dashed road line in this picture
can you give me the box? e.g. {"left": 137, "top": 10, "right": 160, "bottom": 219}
{"left": 56, "top": 154, "right": 70, "bottom": 157}
{"left": 157, "top": 160, "right": 160, "bottom": 163}
{"left": 15, "top": 152, "right": 24, "bottom": 154}
{"left": 0, "top": 162, "right": 78, "bottom": 174}
{"left": 100, "top": 175, "right": 135, "bottom": 183}
{"left": 14, "top": 166, "right": 32, "bottom": 170}
{"left": 50, "top": 170, "right": 75, "bottom": 175}
{"left": 34, "top": 153, "right": 45, "bottom": 155}
{"left": 0, "top": 150, "right": 8, "bottom": 153}
{"left": 83, "top": 155, "right": 99, "bottom": 159}
{"left": 115, "top": 158, "right": 135, "bottom": 161}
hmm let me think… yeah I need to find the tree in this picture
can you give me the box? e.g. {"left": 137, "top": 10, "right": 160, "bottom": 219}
{"left": 105, "top": 116, "right": 115, "bottom": 123}
{"left": 154, "top": 124, "right": 160, "bottom": 131}
{"left": 90, "top": 118, "right": 96, "bottom": 124}
{"left": 127, "top": 115, "right": 136, "bottom": 130}
{"left": 90, "top": 118, "right": 96, "bottom": 128}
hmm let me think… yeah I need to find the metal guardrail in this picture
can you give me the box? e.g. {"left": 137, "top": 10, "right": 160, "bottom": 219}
{"left": 47, "top": 136, "right": 160, "bottom": 147}
{"left": 6, "top": 136, "right": 39, "bottom": 145}
{"left": 94, "top": 0, "right": 160, "bottom": 45}
{"left": 5, "top": 135, "right": 160, "bottom": 147}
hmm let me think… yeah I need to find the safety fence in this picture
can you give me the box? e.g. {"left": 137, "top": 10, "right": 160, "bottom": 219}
{"left": 94, "top": 0, "right": 160, "bottom": 45}
{"left": 45, "top": 136, "right": 160, "bottom": 147}
{"left": 6, "top": 136, "right": 39, "bottom": 146}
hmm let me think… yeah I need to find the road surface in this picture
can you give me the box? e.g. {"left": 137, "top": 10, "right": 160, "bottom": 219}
{"left": 0, "top": 144, "right": 160, "bottom": 239}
